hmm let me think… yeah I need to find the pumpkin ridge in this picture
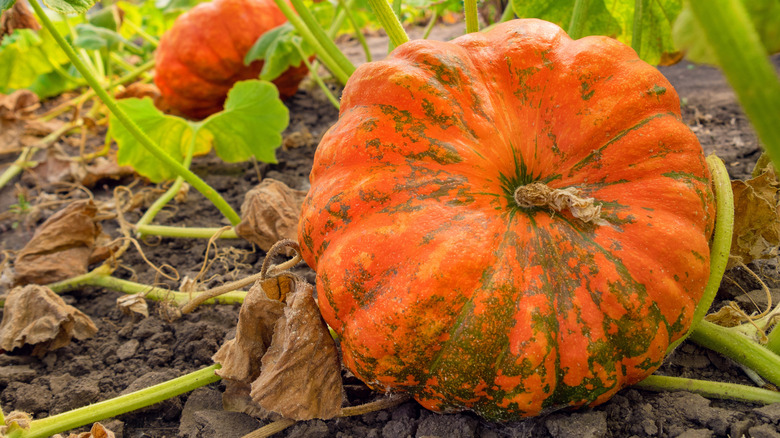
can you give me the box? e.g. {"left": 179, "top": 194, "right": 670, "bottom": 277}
{"left": 567, "top": 112, "right": 675, "bottom": 175}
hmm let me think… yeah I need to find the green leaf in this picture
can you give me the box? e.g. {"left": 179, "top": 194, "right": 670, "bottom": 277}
{"left": 110, "top": 80, "right": 288, "bottom": 182}
{"left": 201, "top": 80, "right": 289, "bottom": 164}
{"left": 0, "top": 18, "right": 82, "bottom": 93}
{"left": 74, "top": 23, "right": 143, "bottom": 54}
{"left": 88, "top": 5, "right": 121, "bottom": 31}
{"left": 673, "top": 0, "right": 780, "bottom": 64}
{"left": 28, "top": 67, "right": 81, "bottom": 98}
{"left": 511, "top": 0, "right": 622, "bottom": 40}
{"left": 510, "top": 0, "right": 683, "bottom": 65}
{"left": 109, "top": 98, "right": 212, "bottom": 183}
{"left": 43, "top": 0, "right": 96, "bottom": 15}
{"left": 1, "top": 0, "right": 17, "bottom": 13}
{"left": 245, "top": 23, "right": 312, "bottom": 81}
{"left": 0, "top": 29, "right": 55, "bottom": 91}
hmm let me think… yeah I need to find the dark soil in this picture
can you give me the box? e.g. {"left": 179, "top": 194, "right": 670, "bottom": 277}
{"left": 2, "top": 25, "right": 780, "bottom": 438}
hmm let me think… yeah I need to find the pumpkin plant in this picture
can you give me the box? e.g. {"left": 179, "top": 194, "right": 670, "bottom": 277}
{"left": 298, "top": 18, "right": 716, "bottom": 419}
{"left": 153, "top": 0, "right": 310, "bottom": 119}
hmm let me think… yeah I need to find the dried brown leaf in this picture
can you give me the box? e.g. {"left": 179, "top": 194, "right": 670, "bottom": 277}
{"left": 14, "top": 199, "right": 102, "bottom": 285}
{"left": 0, "top": 284, "right": 97, "bottom": 356}
{"left": 0, "top": 90, "right": 40, "bottom": 154}
{"left": 0, "top": 411, "right": 32, "bottom": 435}
{"left": 250, "top": 278, "right": 343, "bottom": 420}
{"left": 0, "top": 90, "right": 38, "bottom": 119}
{"left": 117, "top": 294, "right": 149, "bottom": 318}
{"left": 26, "top": 151, "right": 135, "bottom": 188}
{"left": 212, "top": 278, "right": 284, "bottom": 386}
{"left": 235, "top": 179, "right": 307, "bottom": 251}
{"left": 1, "top": 1, "right": 40, "bottom": 39}
{"left": 52, "top": 422, "right": 116, "bottom": 438}
{"left": 704, "top": 302, "right": 748, "bottom": 327}
{"left": 729, "top": 167, "right": 780, "bottom": 268}
{"left": 214, "top": 267, "right": 343, "bottom": 421}
{"left": 115, "top": 82, "right": 161, "bottom": 101}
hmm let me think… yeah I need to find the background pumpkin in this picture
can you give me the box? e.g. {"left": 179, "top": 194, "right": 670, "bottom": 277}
{"left": 299, "top": 19, "right": 715, "bottom": 420}
{"left": 154, "top": 0, "right": 308, "bottom": 119}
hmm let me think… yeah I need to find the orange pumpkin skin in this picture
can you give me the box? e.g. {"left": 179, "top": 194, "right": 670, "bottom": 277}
{"left": 299, "top": 19, "right": 714, "bottom": 420}
{"left": 154, "top": 0, "right": 308, "bottom": 119}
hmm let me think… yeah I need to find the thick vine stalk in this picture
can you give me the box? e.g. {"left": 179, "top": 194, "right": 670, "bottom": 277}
{"left": 667, "top": 155, "right": 734, "bottom": 352}
{"left": 688, "top": 0, "right": 780, "bottom": 172}
{"left": 13, "top": 365, "right": 221, "bottom": 438}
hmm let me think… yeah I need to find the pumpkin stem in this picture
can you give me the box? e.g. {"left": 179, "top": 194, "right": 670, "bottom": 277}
{"left": 513, "top": 183, "right": 605, "bottom": 224}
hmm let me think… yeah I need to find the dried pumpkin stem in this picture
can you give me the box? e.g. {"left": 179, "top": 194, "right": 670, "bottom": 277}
{"left": 339, "top": 394, "right": 411, "bottom": 416}
{"left": 513, "top": 182, "right": 604, "bottom": 224}
{"left": 260, "top": 239, "right": 303, "bottom": 279}
{"left": 240, "top": 394, "right": 411, "bottom": 438}
{"left": 241, "top": 419, "right": 297, "bottom": 438}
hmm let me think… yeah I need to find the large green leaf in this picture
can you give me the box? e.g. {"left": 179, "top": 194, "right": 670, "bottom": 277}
{"left": 245, "top": 23, "right": 312, "bottom": 81}
{"left": 0, "top": 30, "right": 55, "bottom": 91}
{"left": 43, "top": 0, "right": 96, "bottom": 15}
{"left": 202, "top": 80, "right": 289, "bottom": 163}
{"left": 510, "top": 0, "right": 683, "bottom": 65}
{"left": 604, "top": 0, "right": 682, "bottom": 64}
{"left": 0, "top": 17, "right": 76, "bottom": 92}
{"left": 109, "top": 98, "right": 212, "bottom": 183}
{"left": 110, "top": 80, "right": 288, "bottom": 182}
{"left": 28, "top": 67, "right": 81, "bottom": 98}
{"left": 1, "top": 0, "right": 17, "bottom": 12}
{"left": 673, "top": 0, "right": 780, "bottom": 64}
{"left": 511, "top": 0, "right": 621, "bottom": 41}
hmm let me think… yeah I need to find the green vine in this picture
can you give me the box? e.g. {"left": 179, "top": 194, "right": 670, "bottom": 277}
{"left": 688, "top": 0, "right": 780, "bottom": 172}
{"left": 27, "top": 0, "right": 242, "bottom": 225}
{"left": 667, "top": 155, "right": 734, "bottom": 352}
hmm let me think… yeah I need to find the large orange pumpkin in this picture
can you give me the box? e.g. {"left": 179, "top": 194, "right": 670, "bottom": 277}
{"left": 299, "top": 19, "right": 715, "bottom": 420}
{"left": 154, "top": 0, "right": 308, "bottom": 119}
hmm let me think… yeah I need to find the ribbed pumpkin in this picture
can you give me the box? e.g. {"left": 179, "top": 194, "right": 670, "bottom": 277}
{"left": 299, "top": 19, "right": 715, "bottom": 420}
{"left": 154, "top": 0, "right": 308, "bottom": 119}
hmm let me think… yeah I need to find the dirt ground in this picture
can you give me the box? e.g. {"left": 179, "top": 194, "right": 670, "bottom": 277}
{"left": 2, "top": 23, "right": 780, "bottom": 438}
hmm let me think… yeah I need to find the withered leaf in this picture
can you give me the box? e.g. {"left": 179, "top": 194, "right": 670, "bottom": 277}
{"left": 704, "top": 302, "right": 748, "bottom": 327}
{"left": 52, "top": 422, "right": 116, "bottom": 438}
{"left": 1, "top": 2, "right": 40, "bottom": 39}
{"left": 115, "top": 82, "right": 161, "bottom": 101}
{"left": 729, "top": 166, "right": 780, "bottom": 269}
{"left": 212, "top": 277, "right": 287, "bottom": 416}
{"left": 0, "top": 284, "right": 97, "bottom": 357}
{"left": 250, "top": 278, "right": 343, "bottom": 420}
{"left": 235, "top": 179, "right": 307, "bottom": 251}
{"left": 0, "top": 90, "right": 40, "bottom": 154}
{"left": 0, "top": 411, "right": 32, "bottom": 436}
{"left": 0, "top": 90, "right": 39, "bottom": 120}
{"left": 14, "top": 199, "right": 102, "bottom": 285}
{"left": 25, "top": 150, "right": 134, "bottom": 188}
{"left": 214, "top": 271, "right": 343, "bottom": 421}
{"left": 117, "top": 294, "right": 149, "bottom": 318}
